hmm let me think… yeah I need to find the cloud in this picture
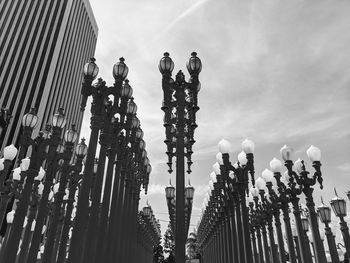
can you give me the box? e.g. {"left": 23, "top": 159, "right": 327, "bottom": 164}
{"left": 86, "top": 0, "right": 350, "bottom": 234}
{"left": 338, "top": 163, "right": 350, "bottom": 172}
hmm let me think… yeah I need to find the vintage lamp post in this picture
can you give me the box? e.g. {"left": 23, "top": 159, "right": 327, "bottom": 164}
{"left": 330, "top": 189, "right": 350, "bottom": 258}
{"left": 159, "top": 52, "right": 202, "bottom": 263}
{"left": 318, "top": 198, "right": 340, "bottom": 263}
{"left": 218, "top": 138, "right": 255, "bottom": 263}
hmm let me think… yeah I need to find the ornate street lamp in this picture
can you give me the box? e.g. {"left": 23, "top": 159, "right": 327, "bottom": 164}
{"left": 280, "top": 144, "right": 323, "bottom": 263}
{"left": 217, "top": 138, "right": 255, "bottom": 263}
{"left": 159, "top": 52, "right": 201, "bottom": 263}
{"left": 0, "top": 107, "right": 11, "bottom": 137}
{"left": 269, "top": 157, "right": 297, "bottom": 263}
{"left": 330, "top": 189, "right": 350, "bottom": 258}
{"left": 318, "top": 197, "right": 340, "bottom": 263}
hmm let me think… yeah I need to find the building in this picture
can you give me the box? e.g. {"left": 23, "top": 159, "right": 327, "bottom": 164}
{"left": 0, "top": 0, "right": 98, "bottom": 151}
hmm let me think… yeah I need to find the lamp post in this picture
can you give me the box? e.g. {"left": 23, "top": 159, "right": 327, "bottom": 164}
{"left": 2, "top": 110, "right": 48, "bottom": 263}
{"left": 159, "top": 52, "right": 201, "bottom": 263}
{"left": 330, "top": 189, "right": 350, "bottom": 259}
{"left": 269, "top": 157, "right": 297, "bottom": 263}
{"left": 318, "top": 197, "right": 340, "bottom": 263}
{"left": 262, "top": 168, "right": 287, "bottom": 263}
{"left": 0, "top": 107, "right": 11, "bottom": 143}
{"left": 301, "top": 215, "right": 313, "bottom": 261}
{"left": 27, "top": 108, "right": 67, "bottom": 263}
{"left": 42, "top": 125, "right": 78, "bottom": 262}
{"left": 68, "top": 57, "right": 129, "bottom": 263}
{"left": 280, "top": 145, "right": 315, "bottom": 263}
{"left": 217, "top": 138, "right": 255, "bottom": 263}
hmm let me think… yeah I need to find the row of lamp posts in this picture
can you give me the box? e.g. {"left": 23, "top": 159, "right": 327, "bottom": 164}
{"left": 136, "top": 202, "right": 162, "bottom": 263}
{"left": 197, "top": 139, "right": 350, "bottom": 263}
{"left": 0, "top": 57, "right": 160, "bottom": 263}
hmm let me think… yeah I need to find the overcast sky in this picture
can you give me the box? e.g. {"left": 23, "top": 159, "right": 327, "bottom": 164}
{"left": 83, "top": 0, "right": 350, "bottom": 238}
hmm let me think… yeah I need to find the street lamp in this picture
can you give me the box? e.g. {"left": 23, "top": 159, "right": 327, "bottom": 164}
{"left": 159, "top": 51, "right": 201, "bottom": 263}
{"left": 280, "top": 144, "right": 323, "bottom": 263}
{"left": 318, "top": 197, "right": 340, "bottom": 263}
{"left": 218, "top": 138, "right": 255, "bottom": 263}
{"left": 330, "top": 189, "right": 350, "bottom": 258}
{"left": 269, "top": 157, "right": 297, "bottom": 263}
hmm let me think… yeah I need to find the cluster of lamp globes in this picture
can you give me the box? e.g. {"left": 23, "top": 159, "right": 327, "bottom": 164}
{"left": 0, "top": 144, "right": 78, "bottom": 227}
{"left": 199, "top": 138, "right": 323, "bottom": 214}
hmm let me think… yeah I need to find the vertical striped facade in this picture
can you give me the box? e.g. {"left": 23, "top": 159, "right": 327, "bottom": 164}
{"left": 0, "top": 0, "right": 98, "bottom": 151}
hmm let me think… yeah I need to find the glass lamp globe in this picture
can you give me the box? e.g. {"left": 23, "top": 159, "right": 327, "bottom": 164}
{"left": 186, "top": 52, "right": 202, "bottom": 75}
{"left": 113, "top": 57, "right": 128, "bottom": 80}
{"left": 20, "top": 157, "right": 30, "bottom": 171}
{"left": 64, "top": 126, "right": 78, "bottom": 143}
{"left": 317, "top": 203, "right": 331, "bottom": 223}
{"left": 216, "top": 152, "right": 223, "bottom": 165}
{"left": 270, "top": 158, "right": 283, "bottom": 173}
{"left": 38, "top": 183, "right": 44, "bottom": 196}
{"left": 185, "top": 184, "right": 195, "bottom": 199}
{"left": 241, "top": 138, "right": 255, "bottom": 154}
{"left": 165, "top": 184, "right": 175, "bottom": 199}
{"left": 83, "top": 58, "right": 99, "bottom": 80}
{"left": 75, "top": 139, "right": 88, "bottom": 157}
{"left": 53, "top": 183, "right": 60, "bottom": 194}
{"left": 35, "top": 167, "right": 46, "bottom": 181}
{"left": 127, "top": 100, "right": 137, "bottom": 115}
{"left": 52, "top": 108, "right": 67, "bottom": 128}
{"left": 210, "top": 172, "right": 217, "bottom": 183}
{"left": 255, "top": 177, "right": 266, "bottom": 191}
{"left": 22, "top": 108, "right": 38, "bottom": 128}
{"left": 280, "top": 145, "right": 294, "bottom": 161}
{"left": 212, "top": 162, "right": 221, "bottom": 175}
{"left": 238, "top": 151, "right": 247, "bottom": 166}
{"left": 121, "top": 80, "right": 133, "bottom": 99}
{"left": 143, "top": 204, "right": 152, "bottom": 217}
{"left": 12, "top": 167, "right": 21, "bottom": 181}
{"left": 261, "top": 169, "right": 274, "bottom": 183}
{"left": 209, "top": 180, "right": 214, "bottom": 191}
{"left": 250, "top": 186, "right": 259, "bottom": 197}
{"left": 6, "top": 210, "right": 15, "bottom": 224}
{"left": 294, "top": 158, "right": 303, "bottom": 174}
{"left": 4, "top": 144, "right": 18, "bottom": 161}
{"left": 218, "top": 139, "right": 231, "bottom": 154}
{"left": 158, "top": 52, "right": 174, "bottom": 75}
{"left": 306, "top": 145, "right": 321, "bottom": 162}
{"left": 331, "top": 194, "right": 347, "bottom": 218}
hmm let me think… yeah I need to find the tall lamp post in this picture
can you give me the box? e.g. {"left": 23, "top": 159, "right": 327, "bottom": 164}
{"left": 330, "top": 189, "right": 350, "bottom": 259}
{"left": 159, "top": 52, "right": 202, "bottom": 263}
{"left": 318, "top": 197, "right": 340, "bottom": 263}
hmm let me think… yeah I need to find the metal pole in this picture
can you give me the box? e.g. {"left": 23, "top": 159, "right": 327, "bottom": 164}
{"left": 94, "top": 146, "right": 116, "bottom": 262}
{"left": 282, "top": 204, "right": 297, "bottom": 263}
{"left": 240, "top": 191, "right": 254, "bottom": 263}
{"left": 261, "top": 224, "right": 270, "bottom": 263}
{"left": 304, "top": 188, "right": 327, "bottom": 263}
{"left": 293, "top": 235, "right": 301, "bottom": 263}
{"left": 339, "top": 216, "right": 350, "bottom": 256}
{"left": 256, "top": 227, "right": 264, "bottom": 263}
{"left": 324, "top": 223, "right": 340, "bottom": 263}
{"left": 274, "top": 210, "right": 286, "bottom": 263}
{"left": 68, "top": 87, "right": 104, "bottom": 263}
{"left": 291, "top": 197, "right": 312, "bottom": 263}
{"left": 175, "top": 84, "right": 186, "bottom": 263}
{"left": 267, "top": 218, "right": 279, "bottom": 263}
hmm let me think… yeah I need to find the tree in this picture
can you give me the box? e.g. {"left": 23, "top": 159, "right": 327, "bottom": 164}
{"left": 153, "top": 244, "right": 164, "bottom": 263}
{"left": 163, "top": 223, "right": 175, "bottom": 263}
{"left": 186, "top": 231, "right": 201, "bottom": 260}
